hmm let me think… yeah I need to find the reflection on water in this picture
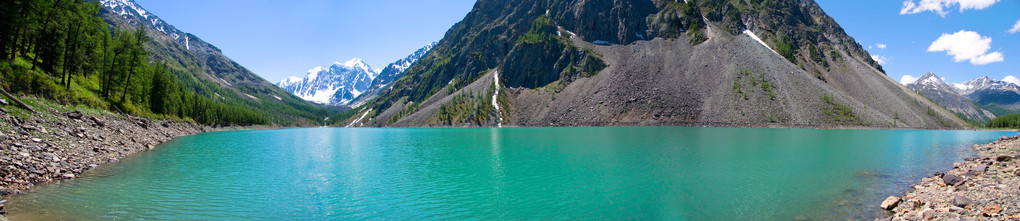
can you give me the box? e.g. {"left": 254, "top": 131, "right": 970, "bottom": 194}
{"left": 5, "top": 127, "right": 1015, "bottom": 220}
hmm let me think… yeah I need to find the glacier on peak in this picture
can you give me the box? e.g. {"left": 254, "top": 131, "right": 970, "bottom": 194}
{"left": 277, "top": 43, "right": 436, "bottom": 106}
{"left": 276, "top": 58, "right": 378, "bottom": 105}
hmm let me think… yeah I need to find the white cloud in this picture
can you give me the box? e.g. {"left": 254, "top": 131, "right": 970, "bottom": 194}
{"left": 876, "top": 43, "right": 887, "bottom": 49}
{"left": 901, "top": 75, "right": 919, "bottom": 85}
{"left": 970, "top": 52, "right": 1004, "bottom": 65}
{"left": 1009, "top": 19, "right": 1020, "bottom": 34}
{"left": 1004, "top": 75, "right": 1020, "bottom": 85}
{"left": 900, "top": 0, "right": 1000, "bottom": 16}
{"left": 927, "top": 30, "right": 1004, "bottom": 65}
{"left": 871, "top": 55, "right": 889, "bottom": 64}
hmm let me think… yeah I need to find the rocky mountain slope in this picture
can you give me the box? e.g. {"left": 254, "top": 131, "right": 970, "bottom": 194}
{"left": 100, "top": 0, "right": 330, "bottom": 125}
{"left": 906, "top": 73, "right": 995, "bottom": 123}
{"left": 277, "top": 43, "right": 435, "bottom": 107}
{"left": 338, "top": 0, "right": 967, "bottom": 129}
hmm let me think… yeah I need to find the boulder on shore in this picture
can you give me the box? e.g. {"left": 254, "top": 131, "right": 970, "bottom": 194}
{"left": 880, "top": 196, "right": 901, "bottom": 210}
{"left": 942, "top": 174, "right": 963, "bottom": 185}
{"left": 952, "top": 195, "right": 973, "bottom": 207}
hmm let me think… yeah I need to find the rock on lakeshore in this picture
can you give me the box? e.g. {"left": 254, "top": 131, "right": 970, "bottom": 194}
{"left": 877, "top": 135, "right": 1020, "bottom": 220}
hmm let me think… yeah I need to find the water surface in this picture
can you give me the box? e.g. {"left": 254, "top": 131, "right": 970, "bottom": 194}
{"left": 6, "top": 127, "right": 1015, "bottom": 220}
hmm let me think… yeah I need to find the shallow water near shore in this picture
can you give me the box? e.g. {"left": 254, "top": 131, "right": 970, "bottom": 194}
{"left": 5, "top": 127, "right": 1015, "bottom": 220}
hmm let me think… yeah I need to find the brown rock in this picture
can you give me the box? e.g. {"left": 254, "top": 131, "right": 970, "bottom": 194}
{"left": 996, "top": 155, "right": 1013, "bottom": 162}
{"left": 920, "top": 208, "right": 935, "bottom": 220}
{"left": 90, "top": 116, "right": 105, "bottom": 127}
{"left": 881, "top": 196, "right": 901, "bottom": 210}
{"left": 983, "top": 204, "right": 1001, "bottom": 217}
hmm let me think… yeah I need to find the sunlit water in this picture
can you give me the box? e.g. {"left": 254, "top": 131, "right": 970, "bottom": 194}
{"left": 5, "top": 127, "right": 1015, "bottom": 220}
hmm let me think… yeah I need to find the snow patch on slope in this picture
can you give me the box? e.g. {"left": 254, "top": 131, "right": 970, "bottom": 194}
{"left": 743, "top": 30, "right": 778, "bottom": 56}
{"left": 347, "top": 109, "right": 372, "bottom": 127}
{"left": 951, "top": 83, "right": 970, "bottom": 91}
{"left": 492, "top": 71, "right": 503, "bottom": 128}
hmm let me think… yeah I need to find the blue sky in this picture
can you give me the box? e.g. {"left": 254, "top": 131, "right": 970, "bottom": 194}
{"left": 134, "top": 0, "right": 476, "bottom": 83}
{"left": 816, "top": 0, "right": 1019, "bottom": 85}
{"left": 135, "top": 0, "right": 1017, "bottom": 85}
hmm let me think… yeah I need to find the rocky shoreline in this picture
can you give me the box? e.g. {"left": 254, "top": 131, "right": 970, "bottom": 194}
{"left": 878, "top": 135, "right": 1020, "bottom": 220}
{"left": 0, "top": 103, "right": 269, "bottom": 215}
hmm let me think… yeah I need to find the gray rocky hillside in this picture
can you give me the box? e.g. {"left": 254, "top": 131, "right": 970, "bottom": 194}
{"left": 338, "top": 0, "right": 968, "bottom": 129}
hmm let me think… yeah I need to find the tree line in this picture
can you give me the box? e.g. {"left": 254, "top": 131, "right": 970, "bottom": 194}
{"left": 0, "top": 0, "right": 268, "bottom": 125}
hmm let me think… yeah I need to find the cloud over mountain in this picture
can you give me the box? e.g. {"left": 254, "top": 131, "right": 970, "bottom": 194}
{"left": 927, "top": 30, "right": 1004, "bottom": 65}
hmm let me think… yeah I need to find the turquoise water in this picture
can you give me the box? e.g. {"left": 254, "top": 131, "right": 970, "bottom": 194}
{"left": 5, "top": 127, "right": 1015, "bottom": 220}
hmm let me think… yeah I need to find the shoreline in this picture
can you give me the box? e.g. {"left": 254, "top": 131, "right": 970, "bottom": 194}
{"left": 877, "top": 135, "right": 1020, "bottom": 220}
{"left": 3, "top": 101, "right": 1017, "bottom": 219}
{"left": 0, "top": 104, "right": 278, "bottom": 214}
{"left": 385, "top": 120, "right": 1016, "bottom": 132}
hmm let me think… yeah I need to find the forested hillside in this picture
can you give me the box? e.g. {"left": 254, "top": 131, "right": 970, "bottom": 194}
{"left": 0, "top": 0, "right": 332, "bottom": 126}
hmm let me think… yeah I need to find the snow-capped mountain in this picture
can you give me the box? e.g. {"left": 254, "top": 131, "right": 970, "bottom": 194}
{"left": 910, "top": 72, "right": 958, "bottom": 95}
{"left": 373, "top": 43, "right": 436, "bottom": 90}
{"left": 952, "top": 76, "right": 1020, "bottom": 99}
{"left": 949, "top": 76, "right": 1020, "bottom": 110}
{"left": 906, "top": 73, "right": 996, "bottom": 122}
{"left": 277, "top": 59, "right": 377, "bottom": 104}
{"left": 101, "top": 0, "right": 191, "bottom": 49}
{"left": 346, "top": 43, "right": 436, "bottom": 107}
{"left": 278, "top": 43, "right": 435, "bottom": 106}
{"left": 905, "top": 73, "right": 1020, "bottom": 122}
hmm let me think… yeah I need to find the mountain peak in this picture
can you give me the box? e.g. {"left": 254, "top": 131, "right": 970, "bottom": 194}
{"left": 332, "top": 58, "right": 375, "bottom": 76}
{"left": 337, "top": 58, "right": 365, "bottom": 67}
{"left": 910, "top": 72, "right": 949, "bottom": 91}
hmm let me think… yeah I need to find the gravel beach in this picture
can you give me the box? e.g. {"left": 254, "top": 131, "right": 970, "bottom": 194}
{"left": 879, "top": 135, "right": 1020, "bottom": 220}
{"left": 0, "top": 102, "right": 270, "bottom": 215}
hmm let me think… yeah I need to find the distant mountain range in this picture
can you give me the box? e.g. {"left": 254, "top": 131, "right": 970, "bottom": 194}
{"left": 905, "top": 73, "right": 1020, "bottom": 123}
{"left": 277, "top": 43, "right": 435, "bottom": 106}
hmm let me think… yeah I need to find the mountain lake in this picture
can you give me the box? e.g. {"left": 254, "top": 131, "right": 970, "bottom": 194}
{"left": 5, "top": 127, "right": 1015, "bottom": 220}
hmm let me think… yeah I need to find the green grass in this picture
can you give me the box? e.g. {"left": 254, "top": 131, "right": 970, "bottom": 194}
{"left": 821, "top": 93, "right": 859, "bottom": 124}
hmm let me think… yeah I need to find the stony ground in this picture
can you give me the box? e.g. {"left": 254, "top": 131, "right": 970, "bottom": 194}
{"left": 878, "top": 135, "right": 1020, "bottom": 220}
{"left": 0, "top": 99, "right": 268, "bottom": 214}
